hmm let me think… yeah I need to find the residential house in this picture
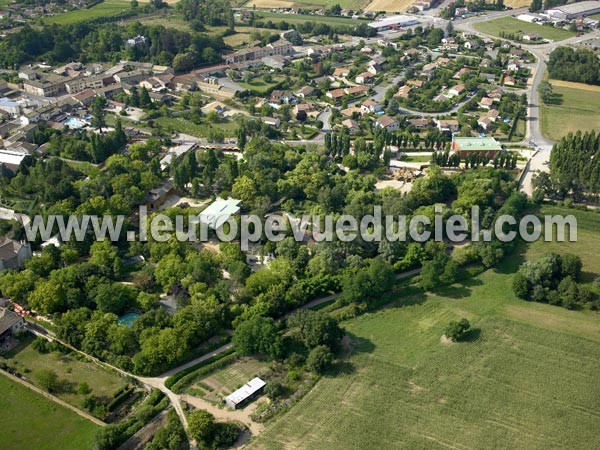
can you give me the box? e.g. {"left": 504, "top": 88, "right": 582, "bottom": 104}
{"left": 448, "top": 84, "right": 466, "bottom": 97}
{"left": 478, "top": 97, "right": 495, "bottom": 109}
{"left": 346, "top": 85, "right": 370, "bottom": 96}
{"left": 375, "top": 115, "right": 399, "bottom": 131}
{"left": 326, "top": 88, "right": 346, "bottom": 101}
{"left": 261, "top": 117, "right": 281, "bottom": 128}
{"left": 436, "top": 119, "right": 460, "bottom": 134}
{"left": 407, "top": 79, "right": 424, "bottom": 88}
{"left": 361, "top": 99, "right": 382, "bottom": 114}
{"left": 522, "top": 33, "right": 542, "bottom": 41}
{"left": 0, "top": 236, "right": 32, "bottom": 271}
{"left": 408, "top": 118, "right": 431, "bottom": 129}
{"left": 394, "top": 85, "right": 411, "bottom": 99}
{"left": 145, "top": 180, "right": 174, "bottom": 211}
{"left": 0, "top": 307, "right": 24, "bottom": 346}
{"left": 332, "top": 67, "right": 351, "bottom": 79}
{"left": 503, "top": 75, "right": 516, "bottom": 86}
{"left": 355, "top": 72, "right": 375, "bottom": 84}
{"left": 341, "top": 119, "right": 360, "bottom": 133}
{"left": 453, "top": 68, "right": 473, "bottom": 79}
{"left": 295, "top": 86, "right": 316, "bottom": 98}
{"left": 464, "top": 40, "right": 479, "bottom": 50}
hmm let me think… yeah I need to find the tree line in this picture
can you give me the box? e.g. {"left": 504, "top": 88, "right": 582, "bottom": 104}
{"left": 547, "top": 47, "right": 600, "bottom": 86}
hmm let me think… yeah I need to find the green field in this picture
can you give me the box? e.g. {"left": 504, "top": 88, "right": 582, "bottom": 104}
{"left": 541, "top": 83, "right": 600, "bottom": 141}
{"left": 0, "top": 374, "right": 99, "bottom": 450}
{"left": 45, "top": 0, "right": 132, "bottom": 25}
{"left": 256, "top": 11, "right": 369, "bottom": 26}
{"left": 155, "top": 117, "right": 239, "bottom": 138}
{"left": 237, "top": 74, "right": 285, "bottom": 94}
{"left": 474, "top": 17, "right": 575, "bottom": 41}
{"left": 3, "top": 336, "right": 129, "bottom": 411}
{"left": 251, "top": 206, "right": 600, "bottom": 450}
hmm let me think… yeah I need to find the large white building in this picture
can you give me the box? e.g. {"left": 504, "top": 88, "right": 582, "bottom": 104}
{"left": 368, "top": 15, "right": 420, "bottom": 32}
{"left": 547, "top": 1, "right": 600, "bottom": 20}
{"left": 224, "top": 377, "right": 266, "bottom": 409}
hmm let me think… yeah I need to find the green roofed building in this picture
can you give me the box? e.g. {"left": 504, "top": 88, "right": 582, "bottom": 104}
{"left": 451, "top": 137, "right": 503, "bottom": 159}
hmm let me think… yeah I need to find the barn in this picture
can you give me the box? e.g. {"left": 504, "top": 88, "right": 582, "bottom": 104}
{"left": 224, "top": 377, "right": 266, "bottom": 410}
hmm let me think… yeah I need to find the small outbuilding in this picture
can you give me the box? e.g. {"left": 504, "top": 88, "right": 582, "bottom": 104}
{"left": 224, "top": 377, "right": 266, "bottom": 410}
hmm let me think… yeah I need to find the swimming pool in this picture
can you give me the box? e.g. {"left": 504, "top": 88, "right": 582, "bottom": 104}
{"left": 118, "top": 312, "right": 141, "bottom": 327}
{"left": 64, "top": 117, "right": 86, "bottom": 129}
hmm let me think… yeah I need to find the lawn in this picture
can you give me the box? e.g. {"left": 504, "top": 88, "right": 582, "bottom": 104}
{"left": 540, "top": 82, "right": 600, "bottom": 141}
{"left": 0, "top": 374, "right": 99, "bottom": 450}
{"left": 237, "top": 75, "right": 285, "bottom": 95}
{"left": 45, "top": 0, "right": 132, "bottom": 25}
{"left": 474, "top": 17, "right": 575, "bottom": 41}
{"left": 250, "top": 206, "right": 600, "bottom": 450}
{"left": 2, "top": 335, "right": 130, "bottom": 411}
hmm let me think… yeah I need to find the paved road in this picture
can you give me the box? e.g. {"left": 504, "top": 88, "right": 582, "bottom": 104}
{"left": 317, "top": 107, "right": 333, "bottom": 131}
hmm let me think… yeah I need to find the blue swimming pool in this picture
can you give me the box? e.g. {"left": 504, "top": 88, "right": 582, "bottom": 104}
{"left": 64, "top": 117, "right": 86, "bottom": 129}
{"left": 118, "top": 312, "right": 141, "bottom": 327}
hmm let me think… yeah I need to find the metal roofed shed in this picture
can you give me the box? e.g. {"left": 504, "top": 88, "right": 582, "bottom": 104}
{"left": 224, "top": 377, "right": 266, "bottom": 409}
{"left": 198, "top": 199, "right": 241, "bottom": 230}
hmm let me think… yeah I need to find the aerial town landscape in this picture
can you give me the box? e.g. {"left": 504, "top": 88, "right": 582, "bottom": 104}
{"left": 0, "top": 0, "right": 599, "bottom": 448}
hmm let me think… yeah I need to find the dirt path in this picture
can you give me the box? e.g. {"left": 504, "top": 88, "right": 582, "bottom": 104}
{"left": 181, "top": 394, "right": 265, "bottom": 436}
{"left": 0, "top": 368, "right": 107, "bottom": 427}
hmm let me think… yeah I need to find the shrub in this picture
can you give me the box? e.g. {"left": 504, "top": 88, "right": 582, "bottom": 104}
{"left": 444, "top": 318, "right": 471, "bottom": 342}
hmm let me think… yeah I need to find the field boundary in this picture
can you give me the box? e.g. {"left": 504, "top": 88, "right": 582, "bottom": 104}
{"left": 0, "top": 368, "right": 107, "bottom": 427}
{"left": 549, "top": 79, "right": 600, "bottom": 93}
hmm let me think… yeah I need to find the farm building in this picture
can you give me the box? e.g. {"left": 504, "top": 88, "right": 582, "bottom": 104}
{"left": 0, "top": 307, "right": 24, "bottom": 347}
{"left": 224, "top": 377, "right": 266, "bottom": 410}
{"left": 368, "top": 15, "right": 419, "bottom": 32}
{"left": 451, "top": 137, "right": 503, "bottom": 159}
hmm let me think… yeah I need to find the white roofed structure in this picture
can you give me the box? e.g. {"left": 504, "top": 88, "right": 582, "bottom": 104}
{"left": 224, "top": 377, "right": 266, "bottom": 409}
{"left": 198, "top": 199, "right": 241, "bottom": 230}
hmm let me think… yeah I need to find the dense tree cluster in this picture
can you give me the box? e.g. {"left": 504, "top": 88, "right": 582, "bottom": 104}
{"left": 0, "top": 21, "right": 226, "bottom": 69}
{"left": 513, "top": 253, "right": 597, "bottom": 309}
{"left": 546, "top": 130, "right": 600, "bottom": 199}
{"left": 547, "top": 47, "right": 600, "bottom": 86}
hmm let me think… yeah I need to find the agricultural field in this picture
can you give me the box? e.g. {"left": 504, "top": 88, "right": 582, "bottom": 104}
{"left": 246, "top": 0, "right": 370, "bottom": 9}
{"left": 254, "top": 10, "right": 369, "bottom": 26}
{"left": 133, "top": 13, "right": 193, "bottom": 32}
{"left": 250, "top": 206, "right": 600, "bottom": 450}
{"left": 541, "top": 81, "right": 600, "bottom": 141}
{"left": 186, "top": 357, "right": 269, "bottom": 402}
{"left": 365, "top": 0, "right": 416, "bottom": 12}
{"left": 0, "top": 375, "right": 99, "bottom": 450}
{"left": 503, "top": 0, "right": 530, "bottom": 6}
{"left": 45, "top": 0, "right": 132, "bottom": 25}
{"left": 474, "top": 17, "right": 575, "bottom": 41}
{"left": 2, "top": 335, "right": 130, "bottom": 411}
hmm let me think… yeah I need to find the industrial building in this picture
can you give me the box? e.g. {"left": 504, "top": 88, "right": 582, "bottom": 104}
{"left": 546, "top": 1, "right": 600, "bottom": 20}
{"left": 368, "top": 15, "right": 420, "bottom": 32}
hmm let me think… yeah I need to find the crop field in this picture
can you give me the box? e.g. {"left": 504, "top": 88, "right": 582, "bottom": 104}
{"left": 45, "top": 0, "right": 132, "bottom": 25}
{"left": 250, "top": 209, "right": 600, "bottom": 449}
{"left": 0, "top": 374, "right": 99, "bottom": 450}
{"left": 2, "top": 336, "right": 129, "bottom": 410}
{"left": 155, "top": 117, "right": 239, "bottom": 138}
{"left": 541, "top": 82, "right": 600, "bottom": 141}
{"left": 474, "top": 17, "right": 575, "bottom": 41}
{"left": 246, "top": 0, "right": 370, "bottom": 9}
{"left": 254, "top": 11, "right": 369, "bottom": 26}
{"left": 365, "top": 0, "right": 416, "bottom": 12}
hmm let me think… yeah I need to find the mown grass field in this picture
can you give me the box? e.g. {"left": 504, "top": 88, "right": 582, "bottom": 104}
{"left": 250, "top": 206, "right": 600, "bottom": 450}
{"left": 247, "top": 0, "right": 370, "bottom": 9}
{"left": 474, "top": 17, "right": 575, "bottom": 41}
{"left": 255, "top": 10, "right": 369, "bottom": 26}
{"left": 541, "top": 82, "right": 600, "bottom": 141}
{"left": 155, "top": 117, "right": 239, "bottom": 138}
{"left": 0, "top": 374, "right": 99, "bottom": 450}
{"left": 365, "top": 0, "right": 416, "bottom": 12}
{"left": 3, "top": 336, "right": 129, "bottom": 410}
{"left": 45, "top": 0, "right": 132, "bottom": 25}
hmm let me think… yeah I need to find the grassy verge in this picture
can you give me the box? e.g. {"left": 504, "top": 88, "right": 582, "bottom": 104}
{"left": 0, "top": 374, "right": 99, "bottom": 450}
